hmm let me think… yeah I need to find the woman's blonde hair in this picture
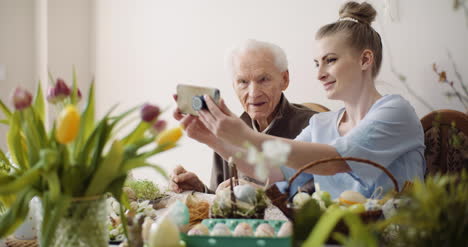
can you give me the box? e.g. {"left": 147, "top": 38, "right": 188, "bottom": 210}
{"left": 316, "top": 1, "right": 382, "bottom": 78}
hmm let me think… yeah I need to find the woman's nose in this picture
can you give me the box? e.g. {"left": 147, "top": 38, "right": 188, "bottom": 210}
{"left": 317, "top": 66, "right": 328, "bottom": 81}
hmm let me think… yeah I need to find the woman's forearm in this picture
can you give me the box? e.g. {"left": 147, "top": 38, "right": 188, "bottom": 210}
{"left": 247, "top": 131, "right": 351, "bottom": 175}
{"left": 206, "top": 138, "right": 284, "bottom": 183}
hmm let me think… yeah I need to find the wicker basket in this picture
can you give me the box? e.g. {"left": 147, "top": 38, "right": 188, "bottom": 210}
{"left": 5, "top": 237, "right": 38, "bottom": 247}
{"left": 266, "top": 156, "right": 400, "bottom": 221}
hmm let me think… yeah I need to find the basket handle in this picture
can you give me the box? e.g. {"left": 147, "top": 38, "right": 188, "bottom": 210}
{"left": 287, "top": 156, "right": 399, "bottom": 193}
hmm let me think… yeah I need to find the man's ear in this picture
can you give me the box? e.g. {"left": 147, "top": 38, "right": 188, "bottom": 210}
{"left": 281, "top": 70, "right": 290, "bottom": 91}
{"left": 360, "top": 49, "right": 374, "bottom": 71}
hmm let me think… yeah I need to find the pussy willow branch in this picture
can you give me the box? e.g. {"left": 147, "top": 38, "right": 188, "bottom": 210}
{"left": 447, "top": 50, "right": 468, "bottom": 97}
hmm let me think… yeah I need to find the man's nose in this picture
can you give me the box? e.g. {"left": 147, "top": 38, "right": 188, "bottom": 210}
{"left": 248, "top": 82, "right": 262, "bottom": 97}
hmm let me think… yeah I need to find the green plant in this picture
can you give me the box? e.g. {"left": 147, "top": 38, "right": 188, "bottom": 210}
{"left": 124, "top": 179, "right": 164, "bottom": 201}
{"left": 0, "top": 72, "right": 183, "bottom": 246}
{"left": 378, "top": 171, "right": 468, "bottom": 247}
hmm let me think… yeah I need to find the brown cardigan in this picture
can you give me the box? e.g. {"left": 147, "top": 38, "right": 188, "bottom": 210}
{"left": 209, "top": 94, "right": 317, "bottom": 191}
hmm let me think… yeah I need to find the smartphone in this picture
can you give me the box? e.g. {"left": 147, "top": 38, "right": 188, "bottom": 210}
{"left": 176, "top": 84, "right": 220, "bottom": 116}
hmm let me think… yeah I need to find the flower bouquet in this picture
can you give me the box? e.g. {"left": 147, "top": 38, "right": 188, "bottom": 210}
{"left": 0, "top": 72, "right": 183, "bottom": 246}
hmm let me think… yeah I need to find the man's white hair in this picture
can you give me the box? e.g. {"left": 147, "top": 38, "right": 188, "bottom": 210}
{"left": 225, "top": 39, "right": 288, "bottom": 79}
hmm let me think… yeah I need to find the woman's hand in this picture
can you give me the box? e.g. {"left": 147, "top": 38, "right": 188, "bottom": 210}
{"left": 173, "top": 94, "right": 218, "bottom": 146}
{"left": 198, "top": 95, "right": 252, "bottom": 146}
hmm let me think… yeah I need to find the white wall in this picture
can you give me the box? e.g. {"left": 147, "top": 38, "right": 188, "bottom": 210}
{"left": 0, "top": 0, "right": 35, "bottom": 151}
{"left": 94, "top": 0, "right": 468, "bottom": 187}
{"left": 0, "top": 0, "right": 93, "bottom": 150}
{"left": 2, "top": 0, "right": 467, "bottom": 188}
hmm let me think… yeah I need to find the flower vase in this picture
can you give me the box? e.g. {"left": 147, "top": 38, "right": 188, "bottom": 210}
{"left": 38, "top": 196, "right": 108, "bottom": 247}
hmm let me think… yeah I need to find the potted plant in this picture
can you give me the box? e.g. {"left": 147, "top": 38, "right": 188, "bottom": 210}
{"left": 0, "top": 72, "right": 183, "bottom": 247}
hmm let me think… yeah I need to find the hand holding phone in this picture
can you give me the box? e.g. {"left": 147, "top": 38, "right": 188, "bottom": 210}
{"left": 176, "top": 84, "right": 220, "bottom": 116}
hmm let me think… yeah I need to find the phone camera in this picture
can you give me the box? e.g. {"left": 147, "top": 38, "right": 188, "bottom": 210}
{"left": 192, "top": 95, "right": 207, "bottom": 111}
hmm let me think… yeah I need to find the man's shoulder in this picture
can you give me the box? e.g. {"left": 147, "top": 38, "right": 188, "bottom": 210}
{"left": 283, "top": 102, "right": 318, "bottom": 123}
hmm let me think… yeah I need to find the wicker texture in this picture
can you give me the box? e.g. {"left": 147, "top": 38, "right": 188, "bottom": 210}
{"left": 5, "top": 237, "right": 38, "bottom": 247}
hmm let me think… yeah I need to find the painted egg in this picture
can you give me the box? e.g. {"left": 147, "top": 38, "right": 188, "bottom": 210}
{"left": 169, "top": 200, "right": 190, "bottom": 227}
{"left": 234, "top": 185, "right": 257, "bottom": 204}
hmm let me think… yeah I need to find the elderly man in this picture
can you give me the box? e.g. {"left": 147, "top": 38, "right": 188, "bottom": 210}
{"left": 171, "top": 39, "right": 316, "bottom": 195}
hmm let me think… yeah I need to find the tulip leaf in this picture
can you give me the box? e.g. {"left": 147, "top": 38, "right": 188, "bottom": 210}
{"left": 72, "top": 81, "right": 95, "bottom": 160}
{"left": 0, "top": 119, "right": 8, "bottom": 125}
{"left": 7, "top": 112, "right": 28, "bottom": 170}
{"left": 0, "top": 188, "right": 36, "bottom": 239}
{"left": 302, "top": 207, "right": 348, "bottom": 247}
{"left": 48, "top": 70, "right": 56, "bottom": 86}
{"left": 0, "top": 99, "right": 11, "bottom": 121}
{"left": 85, "top": 140, "right": 124, "bottom": 196}
{"left": 70, "top": 66, "right": 79, "bottom": 105}
{"left": 107, "top": 175, "right": 127, "bottom": 203}
{"left": 0, "top": 149, "right": 12, "bottom": 170}
{"left": 33, "top": 81, "right": 46, "bottom": 123}
{"left": 0, "top": 165, "right": 42, "bottom": 194}
{"left": 121, "top": 121, "right": 150, "bottom": 146}
{"left": 119, "top": 158, "right": 167, "bottom": 178}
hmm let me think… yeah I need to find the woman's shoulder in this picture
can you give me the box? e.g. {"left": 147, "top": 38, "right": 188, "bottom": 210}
{"left": 310, "top": 108, "right": 344, "bottom": 124}
{"left": 374, "top": 94, "right": 413, "bottom": 110}
{"left": 370, "top": 94, "right": 419, "bottom": 122}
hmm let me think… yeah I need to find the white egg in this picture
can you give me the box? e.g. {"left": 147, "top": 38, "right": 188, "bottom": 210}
{"left": 210, "top": 223, "right": 231, "bottom": 236}
{"left": 292, "top": 192, "right": 311, "bottom": 208}
{"left": 233, "top": 222, "right": 253, "bottom": 237}
{"left": 277, "top": 221, "right": 292, "bottom": 237}
{"left": 148, "top": 216, "right": 181, "bottom": 247}
{"left": 187, "top": 223, "right": 210, "bottom": 236}
{"left": 254, "top": 223, "right": 275, "bottom": 237}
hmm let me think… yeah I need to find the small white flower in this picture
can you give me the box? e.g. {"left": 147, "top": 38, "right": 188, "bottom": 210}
{"left": 246, "top": 145, "right": 263, "bottom": 165}
{"left": 262, "top": 140, "right": 291, "bottom": 167}
{"left": 255, "top": 163, "right": 268, "bottom": 181}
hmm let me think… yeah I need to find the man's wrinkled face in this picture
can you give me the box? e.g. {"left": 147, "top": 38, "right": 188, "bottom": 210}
{"left": 232, "top": 50, "right": 289, "bottom": 124}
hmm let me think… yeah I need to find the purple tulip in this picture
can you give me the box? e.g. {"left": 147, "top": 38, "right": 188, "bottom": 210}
{"left": 55, "top": 78, "right": 71, "bottom": 97}
{"left": 77, "top": 88, "right": 82, "bottom": 100}
{"left": 152, "top": 120, "right": 167, "bottom": 133}
{"left": 11, "top": 87, "right": 32, "bottom": 110}
{"left": 140, "top": 103, "right": 160, "bottom": 123}
{"left": 46, "top": 87, "right": 59, "bottom": 104}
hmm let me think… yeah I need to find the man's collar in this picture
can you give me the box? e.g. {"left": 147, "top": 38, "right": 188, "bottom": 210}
{"left": 240, "top": 93, "right": 289, "bottom": 129}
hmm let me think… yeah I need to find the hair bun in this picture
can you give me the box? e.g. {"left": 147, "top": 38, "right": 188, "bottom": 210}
{"left": 339, "top": 1, "right": 377, "bottom": 25}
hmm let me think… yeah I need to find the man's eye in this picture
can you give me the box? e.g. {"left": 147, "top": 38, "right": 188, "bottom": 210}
{"left": 259, "top": 77, "right": 268, "bottom": 82}
{"left": 238, "top": 80, "right": 248, "bottom": 84}
{"left": 326, "top": 58, "right": 337, "bottom": 64}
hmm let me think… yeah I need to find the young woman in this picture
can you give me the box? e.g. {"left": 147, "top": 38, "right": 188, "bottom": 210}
{"left": 179, "top": 1, "right": 425, "bottom": 199}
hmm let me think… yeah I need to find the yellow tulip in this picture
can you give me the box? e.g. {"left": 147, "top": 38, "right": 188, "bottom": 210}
{"left": 155, "top": 126, "right": 183, "bottom": 150}
{"left": 56, "top": 105, "right": 81, "bottom": 144}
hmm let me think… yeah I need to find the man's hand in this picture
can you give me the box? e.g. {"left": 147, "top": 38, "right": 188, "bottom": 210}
{"left": 169, "top": 165, "right": 206, "bottom": 193}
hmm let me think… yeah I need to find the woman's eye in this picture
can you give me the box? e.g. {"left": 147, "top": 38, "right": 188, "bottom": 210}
{"left": 326, "top": 58, "right": 337, "bottom": 64}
